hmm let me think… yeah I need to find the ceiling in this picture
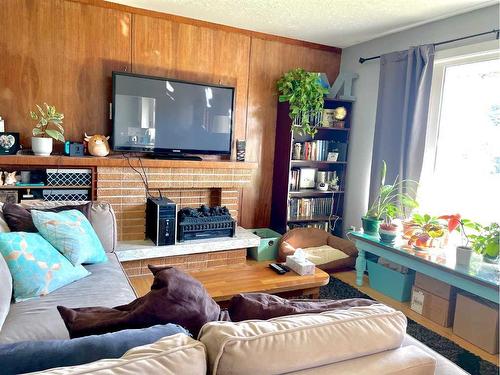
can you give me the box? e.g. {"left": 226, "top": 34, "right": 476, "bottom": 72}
{"left": 106, "top": 0, "right": 496, "bottom": 48}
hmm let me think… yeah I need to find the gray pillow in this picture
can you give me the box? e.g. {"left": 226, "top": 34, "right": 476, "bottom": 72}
{"left": 0, "top": 323, "right": 188, "bottom": 374}
{"left": 0, "top": 255, "right": 12, "bottom": 331}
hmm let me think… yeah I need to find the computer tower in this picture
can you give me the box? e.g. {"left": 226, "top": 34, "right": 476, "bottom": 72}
{"left": 146, "top": 197, "right": 177, "bottom": 246}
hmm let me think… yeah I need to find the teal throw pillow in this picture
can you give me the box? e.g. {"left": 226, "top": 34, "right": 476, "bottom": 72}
{"left": 32, "top": 209, "right": 107, "bottom": 266}
{"left": 0, "top": 232, "right": 90, "bottom": 302}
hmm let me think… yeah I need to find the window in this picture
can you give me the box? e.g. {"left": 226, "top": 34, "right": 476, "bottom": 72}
{"left": 418, "top": 41, "right": 500, "bottom": 224}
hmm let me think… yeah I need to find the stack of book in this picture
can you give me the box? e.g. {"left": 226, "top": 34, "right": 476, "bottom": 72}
{"left": 289, "top": 169, "right": 300, "bottom": 190}
{"left": 288, "top": 197, "right": 334, "bottom": 219}
{"left": 293, "top": 141, "right": 347, "bottom": 162}
{"left": 288, "top": 222, "right": 329, "bottom": 231}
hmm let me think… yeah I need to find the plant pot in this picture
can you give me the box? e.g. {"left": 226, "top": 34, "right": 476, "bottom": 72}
{"left": 31, "top": 137, "right": 53, "bottom": 156}
{"left": 402, "top": 219, "right": 416, "bottom": 239}
{"left": 456, "top": 246, "right": 472, "bottom": 267}
{"left": 361, "top": 217, "right": 382, "bottom": 236}
{"left": 482, "top": 254, "right": 499, "bottom": 264}
{"left": 379, "top": 229, "right": 398, "bottom": 244}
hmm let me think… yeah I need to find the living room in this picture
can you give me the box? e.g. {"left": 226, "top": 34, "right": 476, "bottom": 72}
{"left": 0, "top": 0, "right": 498, "bottom": 374}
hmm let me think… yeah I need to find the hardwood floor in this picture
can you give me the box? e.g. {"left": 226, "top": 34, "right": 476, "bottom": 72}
{"left": 333, "top": 270, "right": 499, "bottom": 366}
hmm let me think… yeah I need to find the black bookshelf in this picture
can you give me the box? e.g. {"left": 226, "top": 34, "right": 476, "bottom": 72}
{"left": 270, "top": 99, "right": 352, "bottom": 237}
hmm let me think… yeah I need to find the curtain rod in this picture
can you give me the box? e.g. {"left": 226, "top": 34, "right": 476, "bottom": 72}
{"left": 358, "top": 28, "right": 500, "bottom": 64}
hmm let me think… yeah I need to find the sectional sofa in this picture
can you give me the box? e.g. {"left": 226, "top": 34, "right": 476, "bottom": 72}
{"left": 0, "top": 201, "right": 468, "bottom": 374}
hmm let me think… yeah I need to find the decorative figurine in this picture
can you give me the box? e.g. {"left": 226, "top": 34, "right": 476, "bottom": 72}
{"left": 84, "top": 133, "right": 110, "bottom": 157}
{"left": 3, "top": 171, "right": 17, "bottom": 185}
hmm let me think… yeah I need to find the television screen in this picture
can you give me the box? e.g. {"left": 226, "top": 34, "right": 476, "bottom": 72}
{"left": 112, "top": 72, "right": 234, "bottom": 155}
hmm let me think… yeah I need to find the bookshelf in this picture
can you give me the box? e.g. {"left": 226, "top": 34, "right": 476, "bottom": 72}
{"left": 271, "top": 98, "right": 353, "bottom": 236}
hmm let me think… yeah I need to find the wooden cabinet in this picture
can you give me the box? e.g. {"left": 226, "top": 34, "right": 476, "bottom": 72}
{"left": 271, "top": 99, "right": 353, "bottom": 236}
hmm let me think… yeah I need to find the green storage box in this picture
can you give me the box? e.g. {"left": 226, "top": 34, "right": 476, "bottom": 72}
{"left": 366, "top": 259, "right": 415, "bottom": 302}
{"left": 248, "top": 228, "right": 281, "bottom": 261}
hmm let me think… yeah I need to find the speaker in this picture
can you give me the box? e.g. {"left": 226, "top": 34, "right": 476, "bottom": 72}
{"left": 146, "top": 197, "right": 177, "bottom": 246}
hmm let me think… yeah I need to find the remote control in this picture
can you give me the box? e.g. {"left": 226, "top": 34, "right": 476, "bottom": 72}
{"left": 279, "top": 264, "right": 290, "bottom": 272}
{"left": 269, "top": 263, "right": 287, "bottom": 275}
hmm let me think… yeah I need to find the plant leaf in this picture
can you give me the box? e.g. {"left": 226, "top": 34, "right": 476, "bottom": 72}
{"left": 45, "top": 129, "right": 65, "bottom": 142}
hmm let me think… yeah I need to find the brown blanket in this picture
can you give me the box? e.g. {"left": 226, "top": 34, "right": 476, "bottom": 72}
{"left": 58, "top": 266, "right": 221, "bottom": 338}
{"left": 227, "top": 293, "right": 377, "bottom": 322}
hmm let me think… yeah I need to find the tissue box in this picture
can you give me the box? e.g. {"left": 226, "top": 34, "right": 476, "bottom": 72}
{"left": 286, "top": 252, "right": 315, "bottom": 276}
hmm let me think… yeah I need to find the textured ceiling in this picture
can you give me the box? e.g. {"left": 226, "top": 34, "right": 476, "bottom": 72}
{"left": 106, "top": 0, "right": 496, "bottom": 48}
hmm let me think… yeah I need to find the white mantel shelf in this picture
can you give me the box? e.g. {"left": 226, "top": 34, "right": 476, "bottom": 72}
{"left": 116, "top": 227, "right": 261, "bottom": 262}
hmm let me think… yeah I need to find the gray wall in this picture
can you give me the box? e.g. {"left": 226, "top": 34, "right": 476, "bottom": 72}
{"left": 340, "top": 5, "right": 500, "bottom": 232}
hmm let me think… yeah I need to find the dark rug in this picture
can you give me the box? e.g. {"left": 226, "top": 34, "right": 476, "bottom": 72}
{"left": 320, "top": 277, "right": 499, "bottom": 375}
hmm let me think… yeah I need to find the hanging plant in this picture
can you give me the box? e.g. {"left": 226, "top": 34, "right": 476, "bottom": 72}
{"left": 277, "top": 68, "right": 328, "bottom": 137}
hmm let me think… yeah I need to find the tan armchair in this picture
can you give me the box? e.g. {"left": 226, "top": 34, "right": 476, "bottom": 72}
{"left": 278, "top": 228, "right": 357, "bottom": 273}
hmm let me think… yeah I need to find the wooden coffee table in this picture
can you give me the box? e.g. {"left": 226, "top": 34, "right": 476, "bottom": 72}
{"left": 129, "top": 261, "right": 330, "bottom": 303}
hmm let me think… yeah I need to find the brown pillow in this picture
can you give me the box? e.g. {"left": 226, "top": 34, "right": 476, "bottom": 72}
{"left": 227, "top": 293, "right": 377, "bottom": 322}
{"left": 58, "top": 266, "right": 220, "bottom": 338}
{"left": 2, "top": 203, "right": 91, "bottom": 233}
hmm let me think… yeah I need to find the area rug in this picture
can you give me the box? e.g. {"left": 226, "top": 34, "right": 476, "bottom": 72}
{"left": 320, "top": 277, "right": 499, "bottom": 375}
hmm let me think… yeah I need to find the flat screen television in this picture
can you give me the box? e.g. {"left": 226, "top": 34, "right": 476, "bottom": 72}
{"left": 112, "top": 72, "right": 234, "bottom": 157}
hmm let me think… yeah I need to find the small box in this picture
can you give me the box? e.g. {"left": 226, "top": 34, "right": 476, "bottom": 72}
{"left": 247, "top": 228, "right": 281, "bottom": 261}
{"left": 415, "top": 273, "right": 455, "bottom": 300}
{"left": 286, "top": 251, "right": 315, "bottom": 276}
{"left": 366, "top": 259, "right": 415, "bottom": 302}
{"left": 410, "top": 286, "right": 455, "bottom": 327}
{"left": 453, "top": 293, "right": 499, "bottom": 354}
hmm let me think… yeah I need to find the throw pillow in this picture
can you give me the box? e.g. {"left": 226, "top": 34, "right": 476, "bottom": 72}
{"left": 0, "top": 254, "right": 12, "bottom": 331}
{"left": 32, "top": 209, "right": 107, "bottom": 266}
{"left": 58, "top": 266, "right": 220, "bottom": 338}
{"left": 2, "top": 202, "right": 91, "bottom": 233}
{"left": 0, "top": 232, "right": 90, "bottom": 302}
{"left": 0, "top": 324, "right": 188, "bottom": 375}
{"left": 0, "top": 203, "right": 11, "bottom": 233}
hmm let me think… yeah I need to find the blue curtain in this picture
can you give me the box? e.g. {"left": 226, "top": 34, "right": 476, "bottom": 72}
{"left": 369, "top": 45, "right": 435, "bottom": 202}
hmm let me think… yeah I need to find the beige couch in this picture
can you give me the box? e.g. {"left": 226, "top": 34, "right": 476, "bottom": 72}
{"left": 32, "top": 304, "right": 468, "bottom": 375}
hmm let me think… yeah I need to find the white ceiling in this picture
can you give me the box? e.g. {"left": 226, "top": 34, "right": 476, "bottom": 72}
{"left": 106, "top": 0, "right": 497, "bottom": 48}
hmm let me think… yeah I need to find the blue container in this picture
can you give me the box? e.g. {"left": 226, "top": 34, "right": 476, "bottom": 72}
{"left": 248, "top": 228, "right": 281, "bottom": 261}
{"left": 366, "top": 259, "right": 415, "bottom": 302}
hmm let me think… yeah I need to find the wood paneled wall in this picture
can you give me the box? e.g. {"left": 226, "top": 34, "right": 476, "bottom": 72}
{"left": 0, "top": 0, "right": 341, "bottom": 228}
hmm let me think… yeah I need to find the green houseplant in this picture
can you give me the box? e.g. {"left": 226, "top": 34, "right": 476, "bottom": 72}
{"left": 362, "top": 160, "right": 418, "bottom": 236}
{"left": 277, "top": 68, "right": 328, "bottom": 137}
{"left": 469, "top": 222, "right": 499, "bottom": 263}
{"left": 29, "top": 103, "right": 65, "bottom": 156}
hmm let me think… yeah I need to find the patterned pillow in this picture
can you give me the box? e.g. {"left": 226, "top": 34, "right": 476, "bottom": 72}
{"left": 0, "top": 232, "right": 90, "bottom": 302}
{"left": 32, "top": 210, "right": 107, "bottom": 266}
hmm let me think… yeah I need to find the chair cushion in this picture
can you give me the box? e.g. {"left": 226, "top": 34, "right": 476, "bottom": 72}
{"left": 32, "top": 210, "right": 107, "bottom": 265}
{"left": 0, "top": 255, "right": 12, "bottom": 331}
{"left": 0, "top": 232, "right": 90, "bottom": 302}
{"left": 0, "top": 324, "right": 188, "bottom": 375}
{"left": 302, "top": 244, "right": 349, "bottom": 265}
{"left": 2, "top": 203, "right": 91, "bottom": 233}
{"left": 0, "top": 253, "right": 135, "bottom": 343}
{"left": 199, "top": 303, "right": 407, "bottom": 375}
{"left": 29, "top": 334, "right": 207, "bottom": 375}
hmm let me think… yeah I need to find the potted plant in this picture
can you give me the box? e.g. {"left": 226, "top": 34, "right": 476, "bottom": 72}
{"left": 439, "top": 214, "right": 479, "bottom": 266}
{"left": 379, "top": 222, "right": 399, "bottom": 244}
{"left": 328, "top": 176, "right": 339, "bottom": 191}
{"left": 362, "top": 160, "right": 418, "bottom": 236}
{"left": 407, "top": 213, "right": 445, "bottom": 249}
{"left": 277, "top": 68, "right": 328, "bottom": 137}
{"left": 29, "top": 103, "right": 65, "bottom": 156}
{"left": 469, "top": 223, "right": 499, "bottom": 264}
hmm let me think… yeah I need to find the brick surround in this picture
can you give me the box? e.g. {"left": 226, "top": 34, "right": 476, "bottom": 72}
{"left": 121, "top": 248, "right": 247, "bottom": 277}
{"left": 96, "top": 167, "right": 252, "bottom": 241}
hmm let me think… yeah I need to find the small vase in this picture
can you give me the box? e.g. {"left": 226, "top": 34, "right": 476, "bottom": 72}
{"left": 456, "top": 246, "right": 472, "bottom": 267}
{"left": 31, "top": 137, "right": 53, "bottom": 156}
{"left": 361, "top": 217, "right": 382, "bottom": 236}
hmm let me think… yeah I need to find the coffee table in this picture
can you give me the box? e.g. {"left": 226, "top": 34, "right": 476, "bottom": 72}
{"left": 129, "top": 260, "right": 330, "bottom": 302}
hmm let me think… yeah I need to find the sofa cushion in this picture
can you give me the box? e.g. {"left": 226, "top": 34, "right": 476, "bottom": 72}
{"left": 287, "top": 345, "right": 436, "bottom": 375}
{"left": 0, "top": 324, "right": 188, "bottom": 375}
{"left": 0, "top": 255, "right": 12, "bottom": 331}
{"left": 2, "top": 202, "right": 91, "bottom": 233}
{"left": 0, "top": 253, "right": 135, "bottom": 343}
{"left": 32, "top": 210, "right": 107, "bottom": 265}
{"left": 0, "top": 232, "right": 90, "bottom": 302}
{"left": 199, "top": 303, "right": 406, "bottom": 375}
{"left": 20, "top": 201, "right": 116, "bottom": 253}
{"left": 29, "top": 333, "right": 207, "bottom": 375}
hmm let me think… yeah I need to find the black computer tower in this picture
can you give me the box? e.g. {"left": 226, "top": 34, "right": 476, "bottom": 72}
{"left": 146, "top": 197, "right": 177, "bottom": 246}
